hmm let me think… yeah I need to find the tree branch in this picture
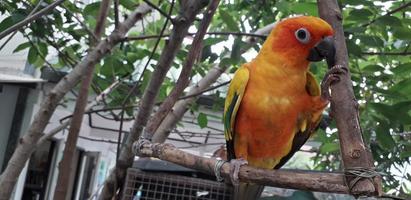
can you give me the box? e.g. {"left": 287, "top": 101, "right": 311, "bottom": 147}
{"left": 143, "top": 0, "right": 174, "bottom": 23}
{"left": 133, "top": 141, "right": 350, "bottom": 194}
{"left": 123, "top": 31, "right": 266, "bottom": 41}
{"left": 317, "top": 0, "right": 383, "bottom": 197}
{"left": 362, "top": 2, "right": 411, "bottom": 28}
{"left": 361, "top": 51, "right": 411, "bottom": 56}
{"left": 0, "top": 0, "right": 65, "bottom": 40}
{"left": 0, "top": 4, "right": 152, "bottom": 199}
{"left": 98, "top": 1, "right": 209, "bottom": 199}
{"left": 144, "top": 0, "right": 220, "bottom": 139}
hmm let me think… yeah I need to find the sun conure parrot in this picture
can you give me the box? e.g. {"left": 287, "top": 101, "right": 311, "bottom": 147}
{"left": 222, "top": 16, "right": 339, "bottom": 199}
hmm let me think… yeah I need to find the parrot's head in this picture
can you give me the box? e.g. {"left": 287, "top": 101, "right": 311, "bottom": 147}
{"left": 260, "top": 16, "right": 335, "bottom": 68}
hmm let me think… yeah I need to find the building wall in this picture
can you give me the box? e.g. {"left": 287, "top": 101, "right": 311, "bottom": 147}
{"left": 0, "top": 85, "right": 19, "bottom": 169}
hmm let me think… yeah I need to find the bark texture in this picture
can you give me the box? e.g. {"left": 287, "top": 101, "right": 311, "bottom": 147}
{"left": 317, "top": 0, "right": 383, "bottom": 197}
{"left": 135, "top": 141, "right": 349, "bottom": 194}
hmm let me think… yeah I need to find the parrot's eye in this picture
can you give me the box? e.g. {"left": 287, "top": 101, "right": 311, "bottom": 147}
{"left": 295, "top": 28, "right": 310, "bottom": 44}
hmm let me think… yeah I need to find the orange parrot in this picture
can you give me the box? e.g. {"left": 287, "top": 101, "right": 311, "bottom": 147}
{"left": 221, "top": 16, "right": 340, "bottom": 199}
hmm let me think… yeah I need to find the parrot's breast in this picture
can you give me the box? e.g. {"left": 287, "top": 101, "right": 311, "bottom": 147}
{"left": 234, "top": 63, "right": 313, "bottom": 169}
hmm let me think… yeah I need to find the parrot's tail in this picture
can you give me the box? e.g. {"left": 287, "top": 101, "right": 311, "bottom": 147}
{"left": 233, "top": 183, "right": 264, "bottom": 200}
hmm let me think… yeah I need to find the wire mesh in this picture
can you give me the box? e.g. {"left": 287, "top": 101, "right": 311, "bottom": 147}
{"left": 122, "top": 168, "right": 233, "bottom": 200}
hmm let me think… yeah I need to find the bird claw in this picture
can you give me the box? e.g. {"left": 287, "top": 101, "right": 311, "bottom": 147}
{"left": 321, "top": 65, "right": 347, "bottom": 101}
{"left": 230, "top": 158, "right": 248, "bottom": 186}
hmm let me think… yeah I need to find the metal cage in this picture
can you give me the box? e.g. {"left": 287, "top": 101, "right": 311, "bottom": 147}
{"left": 122, "top": 168, "right": 233, "bottom": 200}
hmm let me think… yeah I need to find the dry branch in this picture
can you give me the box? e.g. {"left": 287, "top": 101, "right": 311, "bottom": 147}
{"left": 317, "top": 0, "right": 382, "bottom": 197}
{"left": 0, "top": 4, "right": 152, "bottom": 199}
{"left": 98, "top": 1, "right": 209, "bottom": 199}
{"left": 134, "top": 141, "right": 349, "bottom": 194}
{"left": 144, "top": 0, "right": 220, "bottom": 139}
{"left": 0, "top": 0, "right": 65, "bottom": 40}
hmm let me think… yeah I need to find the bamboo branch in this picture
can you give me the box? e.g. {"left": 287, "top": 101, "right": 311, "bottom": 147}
{"left": 98, "top": 1, "right": 209, "bottom": 199}
{"left": 0, "top": 0, "right": 65, "bottom": 40}
{"left": 317, "top": 0, "right": 383, "bottom": 197}
{"left": 133, "top": 141, "right": 349, "bottom": 194}
{"left": 0, "top": 4, "right": 152, "bottom": 199}
{"left": 144, "top": 0, "right": 220, "bottom": 139}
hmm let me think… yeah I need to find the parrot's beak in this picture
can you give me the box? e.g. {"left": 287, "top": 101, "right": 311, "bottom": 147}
{"left": 307, "top": 36, "right": 335, "bottom": 67}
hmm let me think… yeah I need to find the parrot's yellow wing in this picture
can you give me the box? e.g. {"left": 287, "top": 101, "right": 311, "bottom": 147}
{"left": 224, "top": 65, "right": 249, "bottom": 160}
{"left": 275, "top": 71, "right": 323, "bottom": 169}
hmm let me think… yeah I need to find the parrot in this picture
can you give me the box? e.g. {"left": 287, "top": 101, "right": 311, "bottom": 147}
{"left": 222, "top": 16, "right": 340, "bottom": 200}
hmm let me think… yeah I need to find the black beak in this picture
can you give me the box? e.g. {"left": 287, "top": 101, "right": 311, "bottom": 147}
{"left": 307, "top": 36, "right": 335, "bottom": 67}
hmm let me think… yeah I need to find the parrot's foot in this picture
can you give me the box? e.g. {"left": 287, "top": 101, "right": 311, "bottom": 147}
{"left": 230, "top": 158, "right": 248, "bottom": 186}
{"left": 321, "top": 65, "right": 347, "bottom": 101}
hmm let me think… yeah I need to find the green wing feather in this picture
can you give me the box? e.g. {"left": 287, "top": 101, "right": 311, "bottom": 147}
{"left": 224, "top": 66, "right": 249, "bottom": 160}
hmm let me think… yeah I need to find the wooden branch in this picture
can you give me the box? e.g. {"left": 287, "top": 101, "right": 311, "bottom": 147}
{"left": 317, "top": 0, "right": 383, "bottom": 197}
{"left": 98, "top": 1, "right": 209, "bottom": 199}
{"left": 36, "top": 81, "right": 120, "bottom": 146}
{"left": 0, "top": 0, "right": 65, "bottom": 40}
{"left": 143, "top": 0, "right": 174, "bottom": 23}
{"left": 361, "top": 51, "right": 411, "bottom": 56}
{"left": 54, "top": 1, "right": 114, "bottom": 196}
{"left": 54, "top": 42, "right": 98, "bottom": 200}
{"left": 361, "top": 2, "right": 411, "bottom": 28}
{"left": 133, "top": 141, "right": 349, "bottom": 194}
{"left": 0, "top": 4, "right": 152, "bottom": 199}
{"left": 94, "top": 0, "right": 111, "bottom": 40}
{"left": 123, "top": 31, "right": 267, "bottom": 41}
{"left": 144, "top": 0, "right": 220, "bottom": 139}
{"left": 151, "top": 23, "right": 274, "bottom": 143}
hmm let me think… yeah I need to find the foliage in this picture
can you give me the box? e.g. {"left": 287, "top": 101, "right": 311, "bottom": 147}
{"left": 1, "top": 0, "right": 410, "bottom": 197}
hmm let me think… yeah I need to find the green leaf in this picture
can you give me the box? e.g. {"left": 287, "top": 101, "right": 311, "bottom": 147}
{"left": 290, "top": 2, "right": 318, "bottom": 16}
{"left": 391, "top": 63, "right": 411, "bottom": 75}
{"left": 376, "top": 123, "right": 395, "bottom": 150}
{"left": 219, "top": 9, "right": 239, "bottom": 32}
{"left": 83, "top": 2, "right": 101, "bottom": 17}
{"left": 320, "top": 143, "right": 340, "bottom": 154}
{"left": 362, "top": 64, "right": 385, "bottom": 73}
{"left": 347, "top": 9, "right": 373, "bottom": 21}
{"left": 27, "top": 46, "right": 38, "bottom": 64}
{"left": 393, "top": 27, "right": 411, "bottom": 40}
{"left": 197, "top": 112, "right": 208, "bottom": 128}
{"left": 0, "top": 16, "right": 14, "bottom": 33}
{"left": 13, "top": 42, "right": 31, "bottom": 53}
{"left": 375, "top": 16, "right": 402, "bottom": 27}
{"left": 120, "top": 0, "right": 139, "bottom": 9}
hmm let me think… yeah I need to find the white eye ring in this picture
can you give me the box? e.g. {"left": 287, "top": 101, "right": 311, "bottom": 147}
{"left": 295, "top": 28, "right": 310, "bottom": 44}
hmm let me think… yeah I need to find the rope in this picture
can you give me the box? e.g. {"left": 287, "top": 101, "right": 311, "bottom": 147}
{"left": 344, "top": 167, "right": 383, "bottom": 192}
{"left": 214, "top": 159, "right": 227, "bottom": 182}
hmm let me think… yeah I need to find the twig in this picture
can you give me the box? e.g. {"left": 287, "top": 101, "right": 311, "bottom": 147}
{"left": 144, "top": 0, "right": 220, "bottom": 139}
{"left": 0, "top": 0, "right": 45, "bottom": 51}
{"left": 0, "top": 0, "right": 65, "bottom": 40}
{"left": 361, "top": 51, "right": 411, "bottom": 56}
{"left": 123, "top": 31, "right": 267, "bottom": 41}
{"left": 143, "top": 0, "right": 174, "bottom": 23}
{"left": 133, "top": 140, "right": 349, "bottom": 194}
{"left": 178, "top": 81, "right": 230, "bottom": 100}
{"left": 79, "top": 136, "right": 118, "bottom": 144}
{"left": 114, "top": 0, "right": 119, "bottom": 28}
{"left": 361, "top": 2, "right": 411, "bottom": 27}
